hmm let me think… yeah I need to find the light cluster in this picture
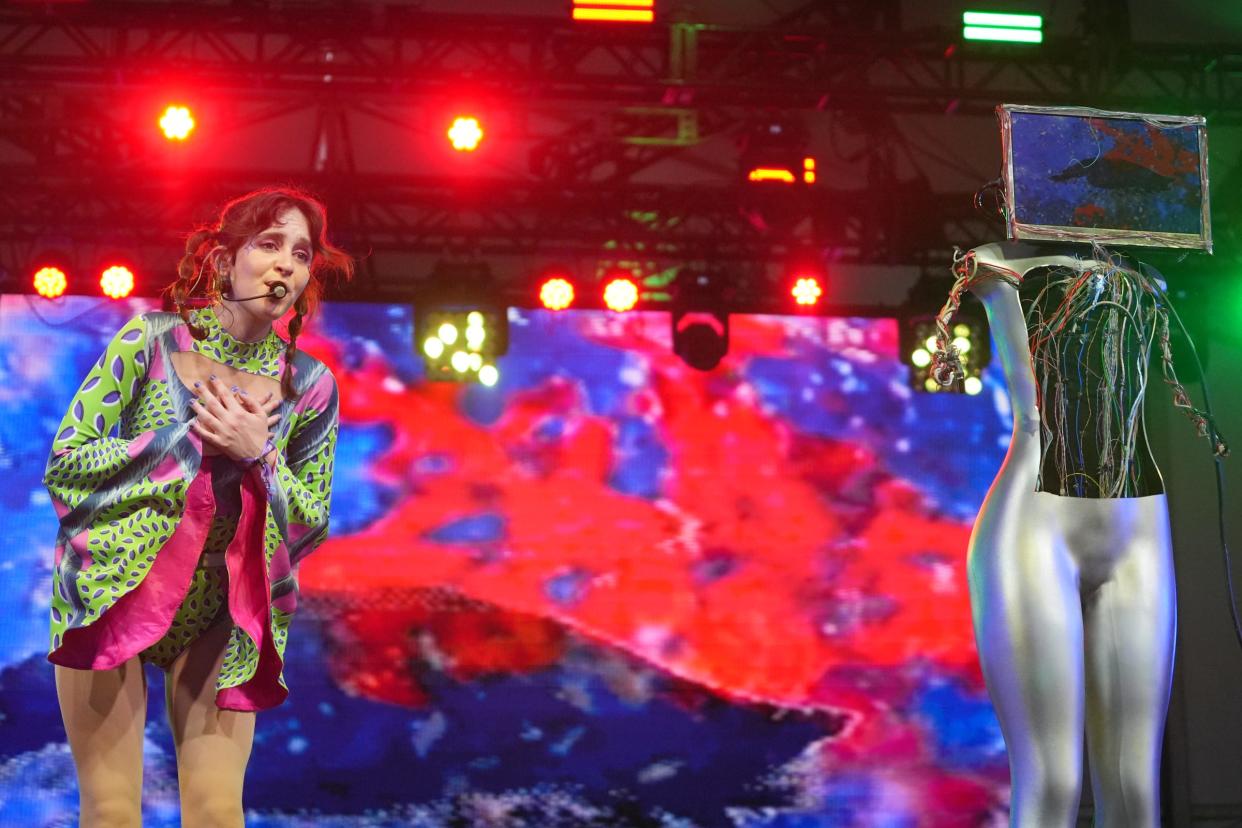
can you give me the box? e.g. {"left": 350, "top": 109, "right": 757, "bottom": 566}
{"left": 419, "top": 309, "right": 503, "bottom": 386}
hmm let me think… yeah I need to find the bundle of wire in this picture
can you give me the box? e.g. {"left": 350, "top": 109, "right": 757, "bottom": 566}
{"left": 932, "top": 244, "right": 1242, "bottom": 648}
{"left": 934, "top": 245, "right": 1225, "bottom": 489}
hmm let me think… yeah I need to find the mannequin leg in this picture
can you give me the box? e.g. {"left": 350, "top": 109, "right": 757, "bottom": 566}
{"left": 969, "top": 505, "right": 1086, "bottom": 827}
{"left": 1082, "top": 500, "right": 1176, "bottom": 828}
{"left": 166, "top": 620, "right": 255, "bottom": 827}
{"left": 55, "top": 660, "right": 147, "bottom": 827}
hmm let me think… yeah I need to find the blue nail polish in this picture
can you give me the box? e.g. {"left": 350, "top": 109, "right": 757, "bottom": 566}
{"left": 230, "top": 385, "right": 239, "bottom": 392}
{"left": 193, "top": 381, "right": 202, "bottom": 388}
{"left": 209, "top": 374, "right": 217, "bottom": 380}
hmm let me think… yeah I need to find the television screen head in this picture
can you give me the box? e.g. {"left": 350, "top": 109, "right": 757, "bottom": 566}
{"left": 999, "top": 104, "right": 1211, "bottom": 252}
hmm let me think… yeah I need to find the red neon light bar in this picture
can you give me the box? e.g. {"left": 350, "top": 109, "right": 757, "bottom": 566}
{"left": 572, "top": 0, "right": 654, "bottom": 23}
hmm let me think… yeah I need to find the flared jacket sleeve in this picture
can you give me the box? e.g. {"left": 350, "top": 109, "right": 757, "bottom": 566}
{"left": 268, "top": 369, "right": 339, "bottom": 565}
{"left": 43, "top": 314, "right": 159, "bottom": 510}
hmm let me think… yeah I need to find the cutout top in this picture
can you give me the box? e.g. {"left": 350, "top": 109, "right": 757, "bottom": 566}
{"left": 170, "top": 350, "right": 282, "bottom": 404}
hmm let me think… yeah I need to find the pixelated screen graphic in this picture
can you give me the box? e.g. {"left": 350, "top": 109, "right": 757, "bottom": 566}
{"left": 1005, "top": 106, "right": 1208, "bottom": 248}
{"left": 0, "top": 296, "right": 1012, "bottom": 826}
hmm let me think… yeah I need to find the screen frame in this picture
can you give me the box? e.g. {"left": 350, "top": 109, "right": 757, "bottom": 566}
{"left": 999, "top": 104, "right": 1212, "bottom": 252}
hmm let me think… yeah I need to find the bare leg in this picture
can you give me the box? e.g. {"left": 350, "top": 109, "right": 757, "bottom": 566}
{"left": 1082, "top": 498, "right": 1175, "bottom": 828}
{"left": 969, "top": 495, "right": 1086, "bottom": 827}
{"left": 55, "top": 660, "right": 147, "bottom": 827}
{"left": 166, "top": 621, "right": 254, "bottom": 828}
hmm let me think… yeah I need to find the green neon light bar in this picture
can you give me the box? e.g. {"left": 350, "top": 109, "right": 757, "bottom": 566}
{"left": 962, "top": 11, "right": 1044, "bottom": 43}
{"left": 963, "top": 25, "right": 1043, "bottom": 43}
{"left": 963, "top": 11, "right": 1043, "bottom": 29}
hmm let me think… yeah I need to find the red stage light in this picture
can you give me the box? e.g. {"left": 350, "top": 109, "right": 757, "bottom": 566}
{"left": 100, "top": 265, "right": 135, "bottom": 299}
{"left": 447, "top": 116, "right": 484, "bottom": 152}
{"left": 33, "top": 266, "right": 68, "bottom": 299}
{"left": 803, "top": 157, "right": 816, "bottom": 184}
{"left": 540, "top": 277, "right": 575, "bottom": 311}
{"left": 159, "top": 104, "right": 195, "bottom": 141}
{"left": 792, "top": 275, "right": 823, "bottom": 307}
{"left": 603, "top": 277, "right": 639, "bottom": 312}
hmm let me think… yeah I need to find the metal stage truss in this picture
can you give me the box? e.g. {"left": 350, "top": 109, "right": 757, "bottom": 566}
{"left": 1, "top": 1, "right": 1238, "bottom": 304}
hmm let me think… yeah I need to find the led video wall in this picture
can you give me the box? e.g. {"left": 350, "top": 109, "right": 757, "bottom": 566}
{"left": 0, "top": 295, "right": 1011, "bottom": 826}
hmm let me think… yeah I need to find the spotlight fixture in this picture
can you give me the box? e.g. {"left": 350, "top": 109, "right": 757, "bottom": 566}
{"left": 99, "top": 264, "right": 136, "bottom": 299}
{"left": 539, "top": 272, "right": 576, "bottom": 311}
{"left": 417, "top": 307, "right": 506, "bottom": 385}
{"left": 900, "top": 314, "right": 989, "bottom": 394}
{"left": 32, "top": 265, "right": 68, "bottom": 299}
{"left": 672, "top": 269, "right": 730, "bottom": 371}
{"left": 159, "top": 104, "right": 196, "bottom": 141}
{"left": 791, "top": 273, "right": 824, "bottom": 308}
{"left": 738, "top": 118, "right": 815, "bottom": 232}
{"left": 447, "top": 116, "right": 484, "bottom": 152}
{"left": 603, "top": 274, "right": 640, "bottom": 313}
{"left": 414, "top": 262, "right": 507, "bottom": 385}
{"left": 673, "top": 311, "right": 728, "bottom": 371}
{"left": 739, "top": 118, "right": 811, "bottom": 186}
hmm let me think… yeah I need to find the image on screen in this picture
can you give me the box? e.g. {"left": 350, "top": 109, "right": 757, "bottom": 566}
{"left": 1002, "top": 104, "right": 1210, "bottom": 250}
{"left": 0, "top": 295, "right": 1014, "bottom": 827}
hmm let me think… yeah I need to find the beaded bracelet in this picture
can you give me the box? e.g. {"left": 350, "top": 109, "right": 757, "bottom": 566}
{"left": 240, "top": 438, "right": 276, "bottom": 469}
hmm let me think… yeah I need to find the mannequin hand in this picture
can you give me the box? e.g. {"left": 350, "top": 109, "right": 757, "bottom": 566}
{"left": 190, "top": 379, "right": 281, "bottom": 462}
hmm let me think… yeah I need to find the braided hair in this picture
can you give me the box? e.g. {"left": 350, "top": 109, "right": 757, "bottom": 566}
{"left": 169, "top": 187, "right": 353, "bottom": 400}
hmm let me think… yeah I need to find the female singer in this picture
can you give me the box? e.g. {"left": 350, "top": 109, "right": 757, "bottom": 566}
{"left": 45, "top": 187, "right": 352, "bottom": 826}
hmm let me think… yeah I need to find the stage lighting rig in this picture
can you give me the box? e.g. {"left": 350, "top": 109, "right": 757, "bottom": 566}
{"left": 414, "top": 262, "right": 508, "bottom": 385}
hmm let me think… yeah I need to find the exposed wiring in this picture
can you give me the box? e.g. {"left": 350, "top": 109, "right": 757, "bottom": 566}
{"left": 932, "top": 245, "right": 1224, "bottom": 497}
{"left": 934, "top": 243, "right": 1239, "bottom": 649}
{"left": 973, "top": 177, "right": 1006, "bottom": 224}
{"left": 1158, "top": 282, "right": 1241, "bottom": 651}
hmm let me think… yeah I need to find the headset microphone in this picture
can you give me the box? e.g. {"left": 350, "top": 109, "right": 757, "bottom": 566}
{"left": 224, "top": 283, "right": 288, "bottom": 302}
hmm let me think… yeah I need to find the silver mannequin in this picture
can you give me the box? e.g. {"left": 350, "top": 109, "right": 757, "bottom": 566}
{"left": 956, "top": 242, "right": 1175, "bottom": 827}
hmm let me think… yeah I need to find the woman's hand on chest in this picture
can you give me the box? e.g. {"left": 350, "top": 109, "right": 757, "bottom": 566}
{"left": 189, "top": 376, "right": 283, "bottom": 464}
